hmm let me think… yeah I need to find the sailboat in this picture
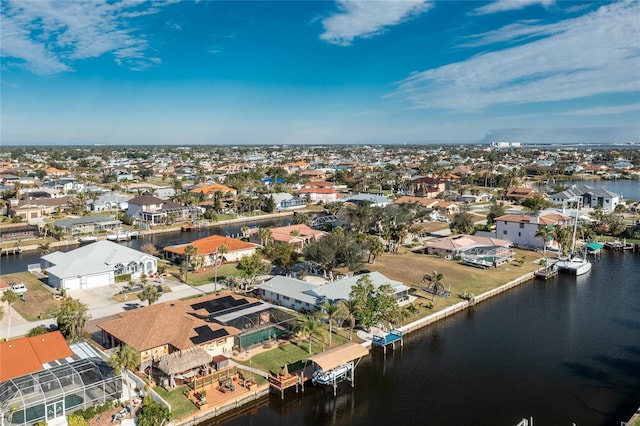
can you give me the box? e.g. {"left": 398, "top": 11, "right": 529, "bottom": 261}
{"left": 556, "top": 199, "right": 592, "bottom": 276}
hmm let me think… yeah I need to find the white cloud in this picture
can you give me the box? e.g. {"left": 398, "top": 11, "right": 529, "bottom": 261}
{"left": 560, "top": 104, "right": 640, "bottom": 116}
{"left": 390, "top": 1, "right": 640, "bottom": 112}
{"left": 0, "top": 0, "right": 176, "bottom": 75}
{"left": 473, "top": 0, "right": 555, "bottom": 16}
{"left": 319, "top": 0, "right": 432, "bottom": 46}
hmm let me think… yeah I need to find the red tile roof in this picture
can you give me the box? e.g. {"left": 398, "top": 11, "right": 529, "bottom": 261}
{"left": 163, "top": 235, "right": 258, "bottom": 255}
{"left": 0, "top": 331, "right": 73, "bottom": 381}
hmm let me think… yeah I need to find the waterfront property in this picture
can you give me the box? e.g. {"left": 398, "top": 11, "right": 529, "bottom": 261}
{"left": 127, "top": 194, "right": 202, "bottom": 227}
{"left": 163, "top": 235, "right": 260, "bottom": 268}
{"left": 549, "top": 183, "right": 623, "bottom": 211}
{"left": 97, "top": 293, "right": 297, "bottom": 386}
{"left": 52, "top": 215, "right": 122, "bottom": 236}
{"left": 0, "top": 332, "right": 122, "bottom": 426}
{"left": 423, "top": 234, "right": 513, "bottom": 260}
{"left": 249, "top": 224, "right": 327, "bottom": 251}
{"left": 40, "top": 240, "right": 158, "bottom": 290}
{"left": 0, "top": 223, "right": 39, "bottom": 242}
{"left": 255, "top": 271, "right": 411, "bottom": 313}
{"left": 494, "top": 212, "right": 572, "bottom": 250}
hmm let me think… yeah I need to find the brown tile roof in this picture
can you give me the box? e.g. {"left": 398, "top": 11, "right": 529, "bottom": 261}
{"left": 97, "top": 294, "right": 244, "bottom": 352}
{"left": 495, "top": 213, "right": 571, "bottom": 225}
{"left": 163, "top": 235, "right": 259, "bottom": 255}
{"left": 189, "top": 183, "right": 237, "bottom": 195}
{"left": 0, "top": 331, "right": 73, "bottom": 381}
{"left": 394, "top": 196, "right": 439, "bottom": 208}
{"left": 299, "top": 187, "right": 337, "bottom": 194}
{"left": 270, "top": 224, "right": 327, "bottom": 243}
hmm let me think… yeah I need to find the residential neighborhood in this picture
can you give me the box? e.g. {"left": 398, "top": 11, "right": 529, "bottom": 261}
{"left": 0, "top": 143, "right": 639, "bottom": 426}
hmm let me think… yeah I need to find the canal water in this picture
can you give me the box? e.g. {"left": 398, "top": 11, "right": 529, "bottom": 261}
{"left": 212, "top": 250, "right": 640, "bottom": 426}
{"left": 2, "top": 218, "right": 639, "bottom": 425}
{"left": 0, "top": 216, "right": 291, "bottom": 275}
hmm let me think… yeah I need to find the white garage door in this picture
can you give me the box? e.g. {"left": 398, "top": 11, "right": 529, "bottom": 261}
{"left": 85, "top": 273, "right": 111, "bottom": 289}
{"left": 63, "top": 277, "right": 81, "bottom": 290}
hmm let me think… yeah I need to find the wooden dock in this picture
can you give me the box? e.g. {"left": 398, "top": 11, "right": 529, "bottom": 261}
{"left": 0, "top": 246, "right": 23, "bottom": 256}
{"left": 534, "top": 264, "right": 558, "bottom": 280}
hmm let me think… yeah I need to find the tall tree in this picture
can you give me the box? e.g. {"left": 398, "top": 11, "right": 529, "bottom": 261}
{"left": 486, "top": 200, "right": 506, "bottom": 224}
{"left": 236, "top": 252, "right": 267, "bottom": 290}
{"left": 56, "top": 297, "right": 90, "bottom": 342}
{"left": 183, "top": 244, "right": 198, "bottom": 283}
{"left": 214, "top": 244, "right": 228, "bottom": 293}
{"left": 258, "top": 227, "right": 273, "bottom": 247}
{"left": 265, "top": 242, "right": 299, "bottom": 275}
{"left": 367, "top": 235, "right": 384, "bottom": 264}
{"left": 1, "top": 289, "right": 19, "bottom": 339}
{"left": 321, "top": 300, "right": 342, "bottom": 347}
{"left": 109, "top": 344, "right": 141, "bottom": 408}
{"left": 422, "top": 271, "right": 446, "bottom": 301}
{"left": 338, "top": 299, "right": 357, "bottom": 341}
{"left": 297, "top": 313, "right": 326, "bottom": 353}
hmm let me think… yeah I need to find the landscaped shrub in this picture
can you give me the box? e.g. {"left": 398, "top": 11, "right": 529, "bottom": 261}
{"left": 115, "top": 274, "right": 132, "bottom": 283}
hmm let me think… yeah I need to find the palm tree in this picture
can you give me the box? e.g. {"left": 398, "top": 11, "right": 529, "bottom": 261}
{"left": 535, "top": 226, "right": 554, "bottom": 254}
{"left": 183, "top": 244, "right": 198, "bottom": 283}
{"left": 139, "top": 284, "right": 160, "bottom": 306}
{"left": 297, "top": 314, "right": 326, "bottom": 353}
{"left": 422, "top": 271, "right": 446, "bottom": 301}
{"left": 321, "top": 300, "right": 342, "bottom": 347}
{"left": 367, "top": 235, "right": 384, "bottom": 264}
{"left": 214, "top": 244, "right": 228, "bottom": 293}
{"left": 1, "top": 289, "right": 19, "bottom": 339}
{"left": 338, "top": 299, "right": 358, "bottom": 341}
{"left": 258, "top": 227, "right": 273, "bottom": 247}
{"left": 109, "top": 344, "right": 141, "bottom": 408}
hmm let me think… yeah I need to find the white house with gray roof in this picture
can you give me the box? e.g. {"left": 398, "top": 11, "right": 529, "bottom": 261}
{"left": 549, "top": 184, "right": 622, "bottom": 211}
{"left": 41, "top": 240, "right": 158, "bottom": 290}
{"left": 255, "top": 271, "right": 410, "bottom": 313}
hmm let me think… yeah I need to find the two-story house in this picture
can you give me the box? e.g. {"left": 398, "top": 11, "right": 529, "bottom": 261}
{"left": 127, "top": 194, "right": 201, "bottom": 226}
{"left": 495, "top": 212, "right": 572, "bottom": 249}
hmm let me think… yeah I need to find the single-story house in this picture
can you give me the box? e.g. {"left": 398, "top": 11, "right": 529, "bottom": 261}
{"left": 250, "top": 224, "right": 327, "bottom": 251}
{"left": 41, "top": 240, "right": 158, "bottom": 290}
{"left": 97, "top": 293, "right": 296, "bottom": 376}
{"left": 8, "top": 198, "right": 70, "bottom": 223}
{"left": 394, "top": 196, "right": 440, "bottom": 209}
{"left": 163, "top": 235, "right": 259, "bottom": 267}
{"left": 0, "top": 223, "right": 39, "bottom": 242}
{"left": 268, "top": 193, "right": 307, "bottom": 211}
{"left": 255, "top": 271, "right": 411, "bottom": 313}
{"left": 0, "top": 332, "right": 122, "bottom": 426}
{"left": 342, "top": 193, "right": 391, "bottom": 207}
{"left": 52, "top": 215, "right": 122, "bottom": 235}
{"left": 424, "top": 234, "right": 513, "bottom": 259}
{"left": 90, "top": 192, "right": 130, "bottom": 211}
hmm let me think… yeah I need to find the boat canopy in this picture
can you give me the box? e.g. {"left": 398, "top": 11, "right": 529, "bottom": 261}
{"left": 305, "top": 342, "right": 369, "bottom": 372}
{"left": 585, "top": 242, "right": 604, "bottom": 250}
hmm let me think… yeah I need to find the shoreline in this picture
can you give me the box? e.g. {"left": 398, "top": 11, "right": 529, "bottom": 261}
{"left": 170, "top": 270, "right": 538, "bottom": 426}
{"left": 4, "top": 209, "right": 307, "bottom": 255}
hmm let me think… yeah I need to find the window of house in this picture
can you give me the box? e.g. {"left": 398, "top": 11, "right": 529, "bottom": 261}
{"left": 503, "top": 230, "right": 507, "bottom": 235}
{"left": 518, "top": 232, "right": 521, "bottom": 237}
{"left": 283, "top": 296, "right": 290, "bottom": 301}
{"left": 217, "top": 339, "right": 226, "bottom": 345}
{"left": 519, "top": 223, "right": 525, "bottom": 229}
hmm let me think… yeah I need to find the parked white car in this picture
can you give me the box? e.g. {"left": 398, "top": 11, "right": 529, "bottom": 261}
{"left": 9, "top": 283, "right": 27, "bottom": 294}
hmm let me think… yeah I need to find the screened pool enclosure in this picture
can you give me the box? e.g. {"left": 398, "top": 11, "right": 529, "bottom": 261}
{"left": 0, "top": 358, "right": 122, "bottom": 426}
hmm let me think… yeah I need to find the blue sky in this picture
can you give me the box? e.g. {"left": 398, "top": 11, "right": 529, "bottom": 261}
{"left": 1, "top": 0, "right": 639, "bottom": 146}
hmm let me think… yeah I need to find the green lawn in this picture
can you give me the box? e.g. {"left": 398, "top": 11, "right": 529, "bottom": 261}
{"left": 153, "top": 386, "right": 198, "bottom": 420}
{"left": 0, "top": 272, "right": 61, "bottom": 321}
{"left": 187, "top": 264, "right": 243, "bottom": 286}
{"left": 237, "top": 333, "right": 350, "bottom": 376}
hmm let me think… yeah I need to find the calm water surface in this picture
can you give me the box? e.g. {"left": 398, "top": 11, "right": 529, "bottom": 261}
{"left": 213, "top": 251, "right": 640, "bottom": 426}
{"left": 551, "top": 179, "right": 640, "bottom": 201}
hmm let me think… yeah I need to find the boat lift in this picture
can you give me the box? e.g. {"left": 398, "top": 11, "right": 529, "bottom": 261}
{"left": 305, "top": 342, "right": 369, "bottom": 396}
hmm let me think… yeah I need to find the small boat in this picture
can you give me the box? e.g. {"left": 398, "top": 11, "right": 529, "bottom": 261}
{"left": 556, "top": 253, "right": 592, "bottom": 276}
{"left": 557, "top": 199, "right": 591, "bottom": 276}
{"left": 106, "top": 229, "right": 132, "bottom": 242}
{"left": 312, "top": 362, "right": 353, "bottom": 385}
{"left": 78, "top": 235, "right": 98, "bottom": 243}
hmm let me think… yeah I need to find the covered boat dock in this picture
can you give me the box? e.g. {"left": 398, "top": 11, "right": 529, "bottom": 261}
{"left": 305, "top": 342, "right": 370, "bottom": 396}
